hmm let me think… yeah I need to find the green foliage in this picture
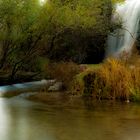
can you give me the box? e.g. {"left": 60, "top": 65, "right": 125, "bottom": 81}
{"left": 0, "top": 0, "right": 43, "bottom": 78}
{"left": 111, "top": 0, "right": 124, "bottom": 4}
{"left": 42, "top": 0, "right": 111, "bottom": 33}
{"left": 0, "top": 0, "right": 118, "bottom": 79}
{"left": 39, "top": 0, "right": 113, "bottom": 63}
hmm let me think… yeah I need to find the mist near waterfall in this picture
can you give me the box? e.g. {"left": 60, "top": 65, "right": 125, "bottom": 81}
{"left": 106, "top": 0, "right": 140, "bottom": 57}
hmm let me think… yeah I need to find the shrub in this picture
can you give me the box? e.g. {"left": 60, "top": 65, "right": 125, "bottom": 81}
{"left": 83, "top": 58, "right": 140, "bottom": 101}
{"left": 43, "top": 61, "right": 80, "bottom": 90}
{"left": 70, "top": 64, "right": 101, "bottom": 95}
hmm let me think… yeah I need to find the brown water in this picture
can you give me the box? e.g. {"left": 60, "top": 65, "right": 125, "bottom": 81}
{"left": 1, "top": 96, "right": 140, "bottom": 140}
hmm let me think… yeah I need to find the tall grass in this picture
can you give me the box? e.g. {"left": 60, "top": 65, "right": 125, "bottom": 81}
{"left": 82, "top": 58, "right": 140, "bottom": 101}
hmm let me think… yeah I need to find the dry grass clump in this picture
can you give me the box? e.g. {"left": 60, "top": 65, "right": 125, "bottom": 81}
{"left": 83, "top": 58, "right": 140, "bottom": 101}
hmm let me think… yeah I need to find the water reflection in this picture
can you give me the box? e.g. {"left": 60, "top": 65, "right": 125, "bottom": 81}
{"left": 0, "top": 97, "right": 140, "bottom": 140}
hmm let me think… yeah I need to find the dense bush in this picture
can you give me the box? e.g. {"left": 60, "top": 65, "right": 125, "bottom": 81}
{"left": 43, "top": 61, "right": 80, "bottom": 89}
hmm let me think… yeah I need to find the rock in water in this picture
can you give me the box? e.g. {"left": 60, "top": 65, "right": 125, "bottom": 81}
{"left": 48, "top": 82, "right": 63, "bottom": 92}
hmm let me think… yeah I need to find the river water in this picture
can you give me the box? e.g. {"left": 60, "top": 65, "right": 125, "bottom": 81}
{"left": 1, "top": 96, "right": 140, "bottom": 140}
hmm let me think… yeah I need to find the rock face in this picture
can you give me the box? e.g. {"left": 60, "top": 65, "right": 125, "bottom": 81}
{"left": 137, "top": 34, "right": 140, "bottom": 51}
{"left": 48, "top": 82, "right": 63, "bottom": 92}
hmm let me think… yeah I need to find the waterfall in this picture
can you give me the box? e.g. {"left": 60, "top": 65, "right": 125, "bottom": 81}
{"left": 106, "top": 0, "right": 140, "bottom": 57}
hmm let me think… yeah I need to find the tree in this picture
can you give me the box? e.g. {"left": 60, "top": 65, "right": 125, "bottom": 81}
{"left": 39, "top": 0, "right": 113, "bottom": 63}
{"left": 0, "top": 0, "right": 123, "bottom": 80}
{"left": 0, "top": 0, "right": 44, "bottom": 79}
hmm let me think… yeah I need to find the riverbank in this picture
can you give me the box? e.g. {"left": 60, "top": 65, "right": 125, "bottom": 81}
{"left": 1, "top": 58, "right": 140, "bottom": 103}
{"left": 27, "top": 91, "right": 107, "bottom": 109}
{"left": 41, "top": 58, "right": 139, "bottom": 103}
{"left": 28, "top": 92, "right": 75, "bottom": 105}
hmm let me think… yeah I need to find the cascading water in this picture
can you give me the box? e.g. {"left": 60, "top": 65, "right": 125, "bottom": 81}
{"left": 106, "top": 0, "right": 140, "bottom": 57}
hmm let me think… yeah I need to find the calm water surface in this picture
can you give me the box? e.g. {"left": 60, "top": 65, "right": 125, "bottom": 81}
{"left": 0, "top": 96, "right": 140, "bottom": 140}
